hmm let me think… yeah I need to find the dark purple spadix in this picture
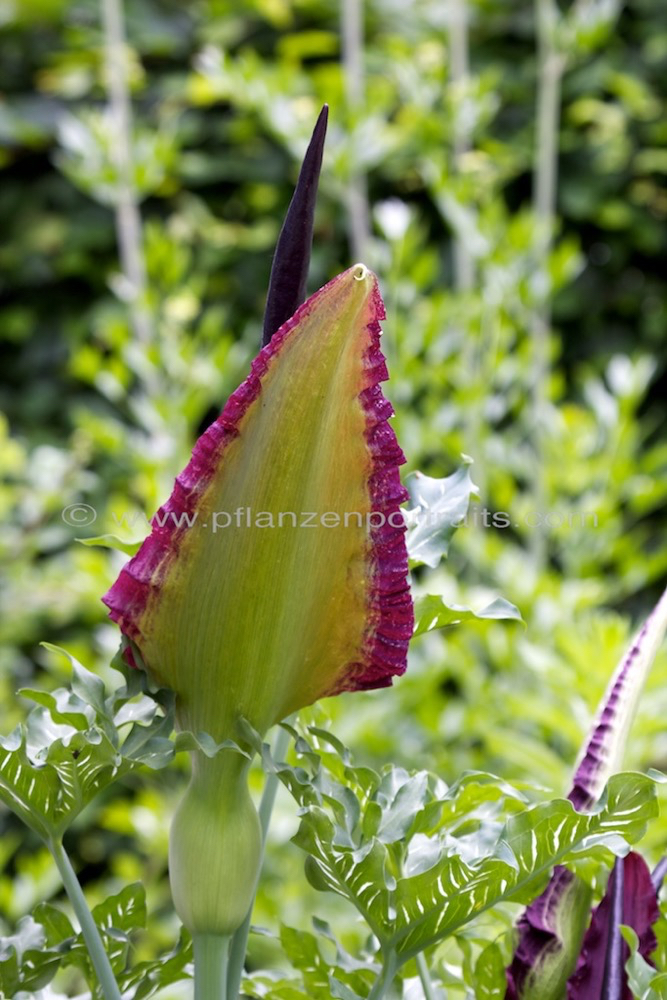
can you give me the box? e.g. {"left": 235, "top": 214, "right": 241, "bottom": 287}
{"left": 601, "top": 853, "right": 625, "bottom": 1000}
{"left": 566, "top": 853, "right": 660, "bottom": 1000}
{"left": 262, "top": 104, "right": 329, "bottom": 346}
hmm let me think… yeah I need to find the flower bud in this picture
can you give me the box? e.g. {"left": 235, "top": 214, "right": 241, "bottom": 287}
{"left": 103, "top": 264, "right": 413, "bottom": 934}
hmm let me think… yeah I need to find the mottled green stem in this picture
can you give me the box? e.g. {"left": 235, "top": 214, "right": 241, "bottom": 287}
{"left": 367, "top": 950, "right": 398, "bottom": 1000}
{"left": 49, "top": 839, "right": 122, "bottom": 1000}
{"left": 416, "top": 952, "right": 437, "bottom": 1000}
{"left": 227, "top": 722, "right": 292, "bottom": 999}
{"left": 194, "top": 933, "right": 230, "bottom": 1000}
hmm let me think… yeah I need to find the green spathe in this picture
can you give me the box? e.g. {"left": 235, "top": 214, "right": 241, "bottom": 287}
{"left": 103, "top": 265, "right": 412, "bottom": 749}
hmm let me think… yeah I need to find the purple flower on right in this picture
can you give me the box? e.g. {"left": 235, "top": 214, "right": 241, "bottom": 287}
{"left": 567, "top": 851, "right": 662, "bottom": 1000}
{"left": 506, "top": 586, "right": 667, "bottom": 1000}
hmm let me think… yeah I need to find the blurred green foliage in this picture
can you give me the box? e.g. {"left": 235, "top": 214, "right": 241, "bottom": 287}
{"left": 1, "top": 0, "right": 667, "bottom": 996}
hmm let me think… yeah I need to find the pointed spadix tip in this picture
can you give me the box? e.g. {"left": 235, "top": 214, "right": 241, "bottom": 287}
{"left": 314, "top": 103, "right": 329, "bottom": 133}
{"left": 261, "top": 103, "right": 331, "bottom": 347}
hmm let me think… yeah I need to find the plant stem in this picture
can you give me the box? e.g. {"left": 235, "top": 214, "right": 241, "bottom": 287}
{"left": 257, "top": 722, "right": 292, "bottom": 834}
{"left": 100, "top": 0, "right": 152, "bottom": 345}
{"left": 367, "top": 950, "right": 398, "bottom": 1000}
{"left": 226, "top": 722, "right": 292, "bottom": 999}
{"left": 416, "top": 952, "right": 437, "bottom": 1000}
{"left": 194, "top": 933, "right": 230, "bottom": 1000}
{"left": 49, "top": 839, "right": 122, "bottom": 1000}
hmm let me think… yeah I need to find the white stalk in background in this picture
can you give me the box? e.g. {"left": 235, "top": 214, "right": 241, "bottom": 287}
{"left": 531, "top": 0, "right": 565, "bottom": 566}
{"left": 449, "top": 0, "right": 474, "bottom": 294}
{"left": 341, "top": 0, "right": 370, "bottom": 261}
{"left": 448, "top": 0, "right": 486, "bottom": 500}
{"left": 100, "top": 0, "right": 152, "bottom": 345}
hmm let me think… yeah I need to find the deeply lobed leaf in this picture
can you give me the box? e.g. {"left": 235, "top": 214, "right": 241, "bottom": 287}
{"left": 265, "top": 730, "right": 657, "bottom": 966}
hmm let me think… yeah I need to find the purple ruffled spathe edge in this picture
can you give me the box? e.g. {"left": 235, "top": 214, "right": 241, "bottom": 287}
{"left": 332, "top": 279, "right": 413, "bottom": 693}
{"left": 102, "top": 268, "right": 413, "bottom": 694}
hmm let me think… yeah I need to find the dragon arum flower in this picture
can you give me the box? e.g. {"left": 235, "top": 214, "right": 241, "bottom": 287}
{"left": 506, "top": 585, "right": 667, "bottom": 999}
{"left": 102, "top": 263, "right": 413, "bottom": 936}
{"left": 566, "top": 850, "right": 663, "bottom": 1000}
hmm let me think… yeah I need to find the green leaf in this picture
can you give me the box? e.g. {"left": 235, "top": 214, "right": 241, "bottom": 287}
{"left": 375, "top": 770, "right": 429, "bottom": 843}
{"left": 405, "top": 463, "right": 478, "bottom": 568}
{"left": 17, "top": 686, "right": 93, "bottom": 729}
{"left": 31, "top": 901, "right": 75, "bottom": 946}
{"left": 293, "top": 810, "right": 394, "bottom": 942}
{"left": 77, "top": 533, "right": 144, "bottom": 556}
{"left": 173, "top": 730, "right": 249, "bottom": 759}
{"left": 120, "top": 928, "right": 193, "bottom": 1000}
{"left": 329, "top": 978, "right": 365, "bottom": 1000}
{"left": 40, "top": 642, "right": 125, "bottom": 745}
{"left": 241, "top": 974, "right": 314, "bottom": 1000}
{"left": 89, "top": 882, "right": 147, "bottom": 975}
{"left": 393, "top": 772, "right": 656, "bottom": 959}
{"left": 71, "top": 661, "right": 109, "bottom": 719}
{"left": 0, "top": 721, "right": 130, "bottom": 840}
{"left": 279, "top": 923, "right": 376, "bottom": 999}
{"left": 0, "top": 916, "right": 61, "bottom": 995}
{"left": 289, "top": 762, "right": 656, "bottom": 963}
{"left": 474, "top": 941, "right": 507, "bottom": 999}
{"left": 413, "top": 594, "right": 523, "bottom": 636}
{"left": 0, "top": 644, "right": 244, "bottom": 838}
{"left": 41, "top": 642, "right": 107, "bottom": 699}
{"left": 29, "top": 884, "right": 157, "bottom": 994}
{"left": 620, "top": 926, "right": 667, "bottom": 1000}
{"left": 32, "top": 894, "right": 192, "bottom": 1000}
